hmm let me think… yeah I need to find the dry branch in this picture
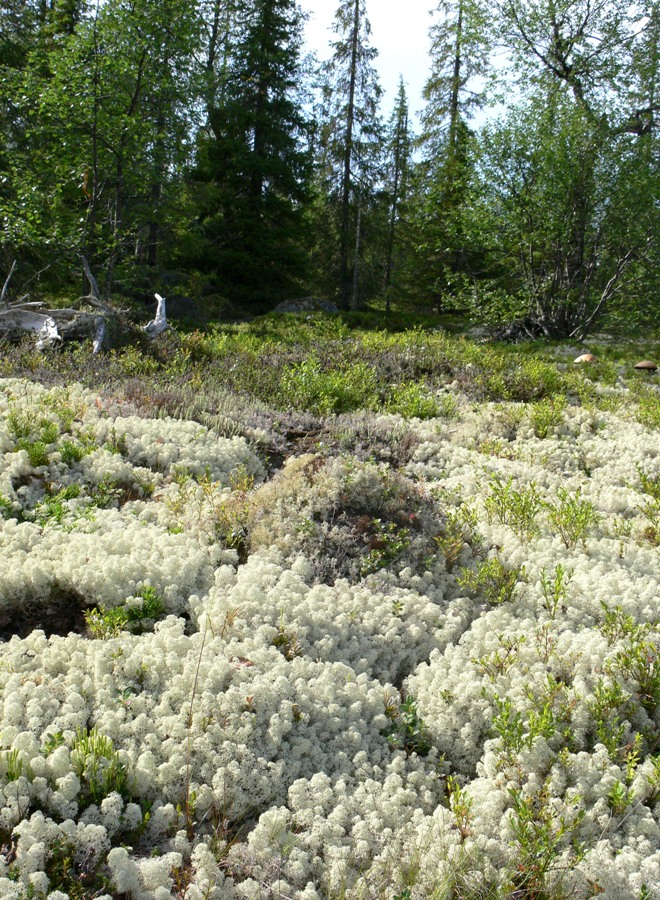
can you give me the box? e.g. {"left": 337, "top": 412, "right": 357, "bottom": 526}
{"left": 1, "top": 261, "right": 17, "bottom": 307}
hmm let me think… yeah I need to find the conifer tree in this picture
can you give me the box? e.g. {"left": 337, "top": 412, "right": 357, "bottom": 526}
{"left": 315, "top": 0, "right": 382, "bottom": 310}
{"left": 192, "top": 0, "right": 311, "bottom": 312}
{"left": 413, "top": 0, "right": 490, "bottom": 304}
{"left": 383, "top": 78, "right": 413, "bottom": 311}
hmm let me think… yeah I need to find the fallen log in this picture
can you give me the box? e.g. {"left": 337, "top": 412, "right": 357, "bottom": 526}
{"left": 0, "top": 305, "right": 61, "bottom": 349}
{"left": 0, "top": 258, "right": 167, "bottom": 351}
{"left": 0, "top": 293, "right": 166, "bottom": 352}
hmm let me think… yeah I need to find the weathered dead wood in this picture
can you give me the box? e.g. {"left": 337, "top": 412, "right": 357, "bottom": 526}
{"left": 0, "top": 306, "right": 60, "bottom": 349}
{"left": 81, "top": 255, "right": 101, "bottom": 302}
{"left": 0, "top": 295, "right": 165, "bottom": 352}
{"left": 1, "top": 261, "right": 17, "bottom": 306}
{"left": 143, "top": 293, "right": 167, "bottom": 338}
{"left": 0, "top": 259, "right": 166, "bottom": 351}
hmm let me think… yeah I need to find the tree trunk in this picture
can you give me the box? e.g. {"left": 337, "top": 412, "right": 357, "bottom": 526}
{"left": 384, "top": 103, "right": 407, "bottom": 311}
{"left": 147, "top": 108, "right": 166, "bottom": 269}
{"left": 340, "top": 0, "right": 360, "bottom": 311}
{"left": 351, "top": 201, "right": 362, "bottom": 310}
{"left": 105, "top": 49, "right": 147, "bottom": 296}
{"left": 448, "top": 0, "right": 463, "bottom": 160}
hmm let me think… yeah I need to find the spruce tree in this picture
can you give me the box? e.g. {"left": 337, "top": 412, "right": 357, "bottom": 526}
{"left": 383, "top": 78, "right": 413, "bottom": 311}
{"left": 192, "top": 0, "right": 311, "bottom": 312}
{"left": 314, "top": 0, "right": 382, "bottom": 310}
{"left": 413, "top": 0, "right": 490, "bottom": 305}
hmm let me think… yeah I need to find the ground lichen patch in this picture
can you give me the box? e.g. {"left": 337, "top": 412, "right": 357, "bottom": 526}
{"left": 0, "top": 371, "right": 659, "bottom": 899}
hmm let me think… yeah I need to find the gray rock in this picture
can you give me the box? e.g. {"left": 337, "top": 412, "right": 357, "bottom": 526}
{"left": 273, "top": 297, "right": 340, "bottom": 313}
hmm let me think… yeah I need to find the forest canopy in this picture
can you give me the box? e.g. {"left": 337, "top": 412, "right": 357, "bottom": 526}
{"left": 1, "top": 0, "right": 658, "bottom": 336}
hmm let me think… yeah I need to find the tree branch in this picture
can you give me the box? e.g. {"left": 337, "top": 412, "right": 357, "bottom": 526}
{"left": 81, "top": 255, "right": 101, "bottom": 302}
{"left": 1, "top": 261, "right": 17, "bottom": 307}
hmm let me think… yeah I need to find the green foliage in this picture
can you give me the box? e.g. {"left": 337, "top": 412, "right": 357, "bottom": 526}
{"left": 3, "top": 748, "right": 33, "bottom": 783}
{"left": 109, "top": 347, "right": 160, "bottom": 379}
{"left": 71, "top": 726, "right": 132, "bottom": 808}
{"left": 599, "top": 604, "right": 649, "bottom": 646}
{"left": 458, "top": 555, "right": 524, "bottom": 605}
{"left": 85, "top": 606, "right": 132, "bottom": 639}
{"left": 543, "top": 487, "right": 600, "bottom": 549}
{"left": 6, "top": 407, "right": 33, "bottom": 440}
{"left": 506, "top": 782, "right": 585, "bottom": 897}
{"left": 637, "top": 467, "right": 660, "bottom": 501}
{"left": 360, "top": 518, "right": 411, "bottom": 575}
{"left": 16, "top": 438, "right": 50, "bottom": 468}
{"left": 42, "top": 835, "right": 111, "bottom": 900}
{"left": 388, "top": 382, "right": 456, "bottom": 419}
{"left": 593, "top": 605, "right": 660, "bottom": 755}
{"left": 484, "top": 475, "right": 541, "bottom": 540}
{"left": 312, "top": 0, "right": 384, "bottom": 309}
{"left": 474, "top": 636, "right": 526, "bottom": 682}
{"left": 608, "top": 779, "right": 634, "bottom": 816}
{"left": 85, "top": 586, "right": 165, "bottom": 639}
{"left": 279, "top": 355, "right": 379, "bottom": 415}
{"left": 34, "top": 483, "right": 82, "bottom": 525}
{"left": 539, "top": 564, "right": 573, "bottom": 620}
{"left": 529, "top": 396, "right": 566, "bottom": 439}
{"left": 272, "top": 620, "right": 303, "bottom": 661}
{"left": 491, "top": 696, "right": 526, "bottom": 755}
{"left": 640, "top": 496, "right": 660, "bottom": 546}
{"left": 59, "top": 438, "right": 92, "bottom": 464}
{"left": 166, "top": 465, "right": 254, "bottom": 559}
{"left": 2, "top": 0, "right": 198, "bottom": 292}
{"left": 608, "top": 632, "right": 660, "bottom": 720}
{"left": 0, "top": 494, "right": 15, "bottom": 520}
{"left": 41, "top": 731, "right": 66, "bottom": 756}
{"left": 412, "top": 0, "right": 491, "bottom": 306}
{"left": 433, "top": 500, "right": 480, "bottom": 572}
{"left": 8, "top": 409, "right": 68, "bottom": 468}
{"left": 472, "top": 83, "right": 657, "bottom": 338}
{"left": 382, "top": 695, "right": 432, "bottom": 757}
{"left": 588, "top": 680, "right": 627, "bottom": 756}
{"left": 188, "top": 0, "right": 311, "bottom": 311}
{"left": 383, "top": 79, "right": 414, "bottom": 309}
{"left": 635, "top": 389, "right": 660, "bottom": 430}
{"left": 446, "top": 774, "right": 473, "bottom": 842}
{"left": 491, "top": 694, "right": 560, "bottom": 756}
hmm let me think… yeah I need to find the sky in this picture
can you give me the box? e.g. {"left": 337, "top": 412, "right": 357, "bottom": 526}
{"left": 299, "top": 0, "right": 436, "bottom": 122}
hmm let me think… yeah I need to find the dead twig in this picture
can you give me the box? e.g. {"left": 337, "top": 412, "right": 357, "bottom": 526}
{"left": 1, "top": 261, "right": 17, "bottom": 307}
{"left": 81, "top": 255, "right": 101, "bottom": 302}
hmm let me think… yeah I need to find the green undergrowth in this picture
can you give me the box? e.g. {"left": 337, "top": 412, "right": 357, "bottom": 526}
{"left": 1, "top": 314, "right": 658, "bottom": 427}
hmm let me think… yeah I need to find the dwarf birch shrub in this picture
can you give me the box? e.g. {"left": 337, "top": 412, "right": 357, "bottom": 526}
{"left": 529, "top": 395, "right": 566, "bottom": 438}
{"left": 484, "top": 474, "right": 541, "bottom": 540}
{"left": 544, "top": 487, "right": 600, "bottom": 548}
{"left": 458, "top": 555, "right": 525, "bottom": 606}
{"left": 278, "top": 356, "right": 380, "bottom": 415}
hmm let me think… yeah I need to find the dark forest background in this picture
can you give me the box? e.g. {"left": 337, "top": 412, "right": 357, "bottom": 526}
{"left": 1, "top": 0, "right": 658, "bottom": 338}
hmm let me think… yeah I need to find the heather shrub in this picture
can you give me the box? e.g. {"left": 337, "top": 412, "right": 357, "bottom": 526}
{"left": 245, "top": 454, "right": 445, "bottom": 584}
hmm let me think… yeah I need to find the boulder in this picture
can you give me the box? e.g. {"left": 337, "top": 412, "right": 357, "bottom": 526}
{"left": 273, "top": 297, "right": 339, "bottom": 314}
